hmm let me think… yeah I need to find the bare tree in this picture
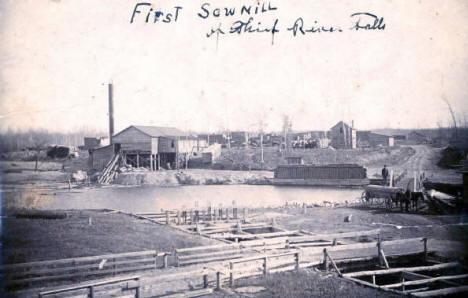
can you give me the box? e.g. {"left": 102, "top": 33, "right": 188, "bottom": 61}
{"left": 442, "top": 96, "right": 458, "bottom": 142}
{"left": 30, "top": 134, "right": 48, "bottom": 172}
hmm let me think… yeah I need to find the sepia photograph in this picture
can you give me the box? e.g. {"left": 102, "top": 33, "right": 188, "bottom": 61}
{"left": 1, "top": 0, "right": 468, "bottom": 297}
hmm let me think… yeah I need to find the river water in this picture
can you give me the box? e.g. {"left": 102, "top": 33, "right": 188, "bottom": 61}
{"left": 7, "top": 185, "right": 364, "bottom": 213}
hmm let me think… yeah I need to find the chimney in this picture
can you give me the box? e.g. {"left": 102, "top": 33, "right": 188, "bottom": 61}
{"left": 108, "top": 83, "right": 114, "bottom": 144}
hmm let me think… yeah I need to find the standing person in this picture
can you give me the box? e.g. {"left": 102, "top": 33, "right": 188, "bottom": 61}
{"left": 382, "top": 165, "right": 389, "bottom": 186}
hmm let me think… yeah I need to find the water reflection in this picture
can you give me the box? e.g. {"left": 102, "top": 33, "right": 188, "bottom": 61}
{"left": 4, "top": 185, "right": 363, "bottom": 213}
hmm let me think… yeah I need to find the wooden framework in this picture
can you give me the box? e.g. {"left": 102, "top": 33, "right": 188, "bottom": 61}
{"left": 332, "top": 238, "right": 468, "bottom": 297}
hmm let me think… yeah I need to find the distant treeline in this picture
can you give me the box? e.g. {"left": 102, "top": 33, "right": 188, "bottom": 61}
{"left": 0, "top": 129, "right": 106, "bottom": 152}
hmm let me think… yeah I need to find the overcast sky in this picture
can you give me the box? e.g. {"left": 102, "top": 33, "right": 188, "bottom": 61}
{"left": 1, "top": 0, "right": 467, "bottom": 133}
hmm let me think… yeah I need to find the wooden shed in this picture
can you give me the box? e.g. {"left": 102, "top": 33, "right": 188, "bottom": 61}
{"left": 112, "top": 125, "right": 187, "bottom": 170}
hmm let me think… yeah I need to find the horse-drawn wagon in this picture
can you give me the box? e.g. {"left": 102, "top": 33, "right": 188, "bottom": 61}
{"left": 361, "top": 185, "right": 406, "bottom": 210}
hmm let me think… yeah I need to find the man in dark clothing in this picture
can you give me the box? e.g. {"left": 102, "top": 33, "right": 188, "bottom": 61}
{"left": 382, "top": 165, "right": 389, "bottom": 186}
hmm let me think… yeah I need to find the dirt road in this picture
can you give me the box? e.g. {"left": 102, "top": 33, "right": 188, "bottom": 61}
{"left": 395, "top": 145, "right": 461, "bottom": 185}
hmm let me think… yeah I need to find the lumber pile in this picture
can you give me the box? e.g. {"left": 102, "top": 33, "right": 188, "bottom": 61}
{"left": 98, "top": 153, "right": 121, "bottom": 184}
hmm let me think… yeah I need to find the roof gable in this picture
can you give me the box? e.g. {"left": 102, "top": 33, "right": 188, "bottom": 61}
{"left": 133, "top": 125, "right": 185, "bottom": 137}
{"left": 113, "top": 125, "right": 186, "bottom": 139}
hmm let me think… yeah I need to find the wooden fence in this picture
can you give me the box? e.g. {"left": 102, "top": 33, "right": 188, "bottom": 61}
{"left": 1, "top": 250, "right": 169, "bottom": 289}
{"left": 27, "top": 235, "right": 436, "bottom": 297}
{"left": 136, "top": 207, "right": 250, "bottom": 225}
{"left": 175, "top": 237, "right": 289, "bottom": 266}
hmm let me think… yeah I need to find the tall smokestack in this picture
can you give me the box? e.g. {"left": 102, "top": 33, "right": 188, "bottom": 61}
{"left": 108, "top": 83, "right": 114, "bottom": 144}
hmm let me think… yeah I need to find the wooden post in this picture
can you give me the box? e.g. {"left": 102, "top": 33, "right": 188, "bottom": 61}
{"left": 216, "top": 271, "right": 221, "bottom": 290}
{"left": 153, "top": 253, "right": 157, "bottom": 270}
{"left": 372, "top": 275, "right": 376, "bottom": 285}
{"left": 203, "top": 274, "right": 208, "bottom": 288}
{"left": 175, "top": 249, "right": 180, "bottom": 267}
{"left": 207, "top": 207, "right": 212, "bottom": 221}
{"left": 400, "top": 273, "right": 405, "bottom": 292}
{"left": 163, "top": 253, "right": 168, "bottom": 268}
{"left": 136, "top": 154, "right": 140, "bottom": 168}
{"left": 263, "top": 257, "right": 268, "bottom": 276}
{"left": 380, "top": 249, "right": 390, "bottom": 269}
{"left": 219, "top": 209, "right": 223, "bottom": 220}
{"left": 323, "top": 248, "right": 328, "bottom": 272}
{"left": 177, "top": 211, "right": 181, "bottom": 225}
{"left": 89, "top": 286, "right": 94, "bottom": 298}
{"left": 295, "top": 252, "right": 300, "bottom": 271}
{"left": 157, "top": 154, "right": 160, "bottom": 170}
{"left": 195, "top": 210, "right": 199, "bottom": 222}
{"left": 377, "top": 234, "right": 382, "bottom": 266}
{"left": 135, "top": 284, "right": 140, "bottom": 298}
{"left": 150, "top": 154, "right": 153, "bottom": 171}
{"left": 229, "top": 262, "right": 234, "bottom": 287}
{"left": 423, "top": 238, "right": 428, "bottom": 262}
{"left": 166, "top": 211, "right": 169, "bottom": 225}
{"left": 226, "top": 208, "right": 229, "bottom": 221}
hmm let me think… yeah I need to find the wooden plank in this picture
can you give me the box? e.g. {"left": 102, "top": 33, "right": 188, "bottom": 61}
{"left": 1, "top": 250, "right": 156, "bottom": 271}
{"left": 402, "top": 271, "right": 461, "bottom": 287}
{"left": 38, "top": 275, "right": 140, "bottom": 296}
{"left": 149, "top": 268, "right": 210, "bottom": 281}
{"left": 179, "top": 254, "right": 245, "bottom": 266}
{"left": 176, "top": 243, "right": 237, "bottom": 253}
{"left": 4, "top": 257, "right": 156, "bottom": 279}
{"left": 159, "top": 288, "right": 214, "bottom": 298}
{"left": 231, "top": 251, "right": 299, "bottom": 264}
{"left": 211, "top": 230, "right": 300, "bottom": 240}
{"left": 382, "top": 273, "right": 468, "bottom": 288}
{"left": 343, "top": 262, "right": 459, "bottom": 278}
{"left": 7, "top": 264, "right": 153, "bottom": 286}
{"left": 288, "top": 229, "right": 380, "bottom": 243}
{"left": 411, "top": 285, "right": 468, "bottom": 297}
{"left": 343, "top": 277, "right": 402, "bottom": 294}
{"left": 178, "top": 248, "right": 243, "bottom": 260}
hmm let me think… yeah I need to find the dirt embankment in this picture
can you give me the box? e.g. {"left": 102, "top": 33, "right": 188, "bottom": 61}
{"left": 113, "top": 169, "right": 274, "bottom": 186}
{"left": 215, "top": 146, "right": 416, "bottom": 171}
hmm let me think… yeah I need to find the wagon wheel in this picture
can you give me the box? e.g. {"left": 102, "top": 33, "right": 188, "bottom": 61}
{"left": 361, "top": 191, "right": 371, "bottom": 206}
{"left": 385, "top": 195, "right": 393, "bottom": 210}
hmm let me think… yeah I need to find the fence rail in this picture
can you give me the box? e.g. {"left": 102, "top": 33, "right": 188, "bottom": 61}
{"left": 1, "top": 250, "right": 169, "bottom": 289}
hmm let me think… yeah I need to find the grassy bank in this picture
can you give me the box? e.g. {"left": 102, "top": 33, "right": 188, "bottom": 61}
{"left": 215, "top": 146, "right": 415, "bottom": 171}
{"left": 1, "top": 209, "right": 218, "bottom": 264}
{"left": 114, "top": 169, "right": 273, "bottom": 186}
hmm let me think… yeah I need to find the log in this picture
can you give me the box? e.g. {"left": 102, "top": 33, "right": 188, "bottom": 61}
{"left": 343, "top": 262, "right": 459, "bottom": 278}
{"left": 288, "top": 229, "right": 380, "bottom": 243}
{"left": 411, "top": 285, "right": 468, "bottom": 297}
{"left": 382, "top": 273, "right": 468, "bottom": 288}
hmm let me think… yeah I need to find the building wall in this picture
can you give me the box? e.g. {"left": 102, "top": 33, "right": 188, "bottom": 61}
{"left": 158, "top": 137, "right": 176, "bottom": 153}
{"left": 113, "top": 126, "right": 151, "bottom": 153}
{"left": 371, "top": 133, "right": 394, "bottom": 147}
{"left": 330, "top": 123, "right": 356, "bottom": 149}
{"left": 91, "top": 144, "right": 115, "bottom": 171}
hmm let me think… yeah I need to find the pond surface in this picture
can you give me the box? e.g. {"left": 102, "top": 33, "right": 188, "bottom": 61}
{"left": 3, "top": 185, "right": 363, "bottom": 213}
